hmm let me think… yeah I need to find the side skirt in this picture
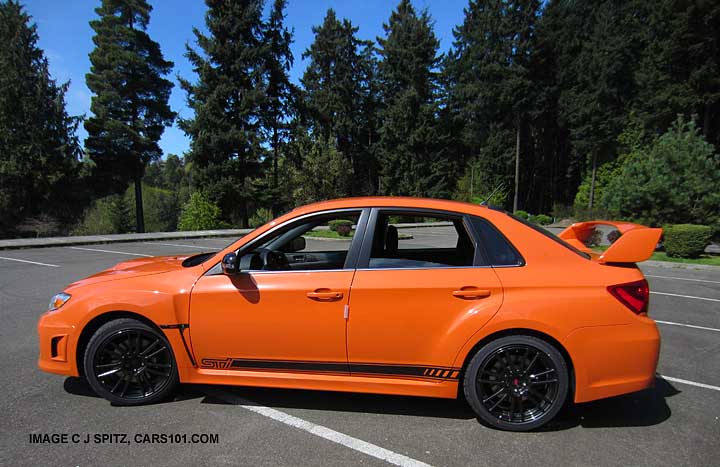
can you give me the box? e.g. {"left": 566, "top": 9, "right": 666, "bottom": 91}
{"left": 184, "top": 367, "right": 459, "bottom": 399}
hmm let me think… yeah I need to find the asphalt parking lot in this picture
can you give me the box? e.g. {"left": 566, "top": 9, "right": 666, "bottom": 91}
{"left": 1, "top": 229, "right": 718, "bottom": 466}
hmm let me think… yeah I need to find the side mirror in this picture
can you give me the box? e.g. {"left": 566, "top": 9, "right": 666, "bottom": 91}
{"left": 288, "top": 236, "right": 306, "bottom": 252}
{"left": 221, "top": 252, "right": 238, "bottom": 274}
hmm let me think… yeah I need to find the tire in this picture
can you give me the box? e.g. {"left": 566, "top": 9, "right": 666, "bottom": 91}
{"left": 463, "top": 335, "right": 569, "bottom": 431}
{"left": 83, "top": 318, "right": 178, "bottom": 405}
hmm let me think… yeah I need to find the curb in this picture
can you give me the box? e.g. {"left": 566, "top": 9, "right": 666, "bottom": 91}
{"left": 0, "top": 229, "right": 252, "bottom": 251}
{"left": 641, "top": 260, "right": 720, "bottom": 271}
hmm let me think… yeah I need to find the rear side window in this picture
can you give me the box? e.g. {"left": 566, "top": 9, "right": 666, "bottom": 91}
{"left": 469, "top": 216, "right": 524, "bottom": 266}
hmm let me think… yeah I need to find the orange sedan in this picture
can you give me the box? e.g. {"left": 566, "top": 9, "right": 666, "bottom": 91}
{"left": 38, "top": 197, "right": 661, "bottom": 431}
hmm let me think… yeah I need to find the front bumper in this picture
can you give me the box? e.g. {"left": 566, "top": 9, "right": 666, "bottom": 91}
{"left": 566, "top": 317, "right": 661, "bottom": 403}
{"left": 37, "top": 310, "right": 80, "bottom": 376}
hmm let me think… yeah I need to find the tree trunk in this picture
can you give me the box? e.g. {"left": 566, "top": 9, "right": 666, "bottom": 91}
{"left": 588, "top": 151, "right": 597, "bottom": 211}
{"left": 272, "top": 124, "right": 280, "bottom": 217}
{"left": 513, "top": 119, "right": 520, "bottom": 212}
{"left": 134, "top": 174, "right": 145, "bottom": 233}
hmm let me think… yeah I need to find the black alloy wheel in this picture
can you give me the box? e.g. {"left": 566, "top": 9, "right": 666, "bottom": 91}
{"left": 463, "top": 335, "right": 568, "bottom": 431}
{"left": 84, "top": 318, "right": 178, "bottom": 405}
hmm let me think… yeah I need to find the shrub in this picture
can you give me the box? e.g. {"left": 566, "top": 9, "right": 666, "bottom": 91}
{"left": 125, "top": 184, "right": 180, "bottom": 232}
{"left": 533, "top": 214, "right": 553, "bottom": 225}
{"left": 73, "top": 194, "right": 132, "bottom": 235}
{"left": 178, "top": 192, "right": 224, "bottom": 231}
{"left": 329, "top": 219, "right": 353, "bottom": 236}
{"left": 601, "top": 118, "right": 720, "bottom": 229}
{"left": 249, "top": 208, "right": 273, "bottom": 228}
{"left": 513, "top": 210, "right": 530, "bottom": 220}
{"left": 663, "top": 224, "right": 712, "bottom": 258}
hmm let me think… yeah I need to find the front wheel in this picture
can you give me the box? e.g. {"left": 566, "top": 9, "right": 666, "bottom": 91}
{"left": 463, "top": 335, "right": 569, "bottom": 431}
{"left": 83, "top": 318, "right": 178, "bottom": 405}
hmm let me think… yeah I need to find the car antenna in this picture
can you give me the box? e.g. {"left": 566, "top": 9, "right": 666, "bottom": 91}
{"left": 480, "top": 183, "right": 504, "bottom": 206}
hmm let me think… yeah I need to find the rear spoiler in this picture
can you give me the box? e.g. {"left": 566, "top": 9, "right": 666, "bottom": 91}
{"left": 558, "top": 221, "right": 662, "bottom": 264}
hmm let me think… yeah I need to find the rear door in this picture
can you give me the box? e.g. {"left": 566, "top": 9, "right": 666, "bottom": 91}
{"left": 345, "top": 209, "right": 504, "bottom": 381}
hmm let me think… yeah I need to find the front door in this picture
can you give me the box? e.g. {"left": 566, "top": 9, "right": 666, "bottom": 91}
{"left": 189, "top": 209, "right": 367, "bottom": 374}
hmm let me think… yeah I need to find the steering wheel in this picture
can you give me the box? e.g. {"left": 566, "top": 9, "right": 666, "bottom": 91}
{"left": 255, "top": 247, "right": 290, "bottom": 271}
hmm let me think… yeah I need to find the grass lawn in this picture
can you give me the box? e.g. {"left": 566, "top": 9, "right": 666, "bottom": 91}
{"left": 591, "top": 246, "right": 720, "bottom": 266}
{"left": 304, "top": 230, "right": 413, "bottom": 240}
{"left": 304, "top": 230, "right": 354, "bottom": 239}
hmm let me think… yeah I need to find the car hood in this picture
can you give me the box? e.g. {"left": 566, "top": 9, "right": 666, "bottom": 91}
{"left": 66, "top": 255, "right": 190, "bottom": 290}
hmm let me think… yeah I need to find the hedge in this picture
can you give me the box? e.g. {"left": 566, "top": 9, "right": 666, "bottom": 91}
{"left": 663, "top": 224, "right": 712, "bottom": 258}
{"left": 328, "top": 219, "right": 353, "bottom": 236}
{"left": 532, "top": 214, "right": 553, "bottom": 225}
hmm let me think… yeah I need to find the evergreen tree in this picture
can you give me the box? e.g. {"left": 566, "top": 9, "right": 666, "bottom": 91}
{"left": 85, "top": 0, "right": 175, "bottom": 233}
{"left": 261, "top": 0, "right": 295, "bottom": 215}
{"left": 301, "top": 9, "right": 378, "bottom": 195}
{"left": 179, "top": 0, "right": 266, "bottom": 227}
{"left": 0, "top": 0, "right": 82, "bottom": 235}
{"left": 444, "top": 0, "right": 541, "bottom": 211}
{"left": 377, "top": 0, "right": 450, "bottom": 198}
{"left": 633, "top": 0, "right": 720, "bottom": 145}
{"left": 543, "top": 0, "right": 643, "bottom": 210}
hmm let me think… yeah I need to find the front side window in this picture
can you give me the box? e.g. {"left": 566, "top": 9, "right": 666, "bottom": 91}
{"left": 237, "top": 211, "right": 362, "bottom": 271}
{"left": 367, "top": 212, "right": 475, "bottom": 269}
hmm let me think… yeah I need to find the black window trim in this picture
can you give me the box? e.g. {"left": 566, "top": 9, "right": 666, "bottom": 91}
{"left": 355, "top": 207, "right": 489, "bottom": 270}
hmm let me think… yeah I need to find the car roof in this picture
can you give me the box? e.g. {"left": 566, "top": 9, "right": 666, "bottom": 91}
{"left": 291, "top": 197, "right": 494, "bottom": 217}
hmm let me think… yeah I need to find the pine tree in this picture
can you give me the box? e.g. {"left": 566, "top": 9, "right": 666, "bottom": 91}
{"left": 301, "top": 9, "right": 378, "bottom": 195}
{"left": 444, "top": 0, "right": 541, "bottom": 211}
{"left": 0, "top": 0, "right": 82, "bottom": 235}
{"left": 377, "top": 0, "right": 450, "bottom": 198}
{"left": 261, "top": 0, "right": 295, "bottom": 215}
{"left": 543, "top": 0, "right": 643, "bottom": 210}
{"left": 179, "top": 0, "right": 266, "bottom": 227}
{"left": 85, "top": 0, "right": 175, "bottom": 233}
{"left": 633, "top": 0, "right": 720, "bottom": 145}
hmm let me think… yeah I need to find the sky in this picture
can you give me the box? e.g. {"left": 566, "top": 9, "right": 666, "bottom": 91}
{"left": 24, "top": 0, "right": 468, "bottom": 157}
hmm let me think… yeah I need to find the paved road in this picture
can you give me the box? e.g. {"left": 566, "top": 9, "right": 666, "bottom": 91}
{"left": 1, "top": 231, "right": 718, "bottom": 466}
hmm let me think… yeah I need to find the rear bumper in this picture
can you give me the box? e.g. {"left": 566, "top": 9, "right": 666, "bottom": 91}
{"left": 566, "top": 318, "right": 660, "bottom": 403}
{"left": 37, "top": 311, "right": 80, "bottom": 376}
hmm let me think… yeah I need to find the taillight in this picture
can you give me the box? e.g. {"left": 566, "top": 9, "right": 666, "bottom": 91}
{"left": 608, "top": 279, "right": 649, "bottom": 315}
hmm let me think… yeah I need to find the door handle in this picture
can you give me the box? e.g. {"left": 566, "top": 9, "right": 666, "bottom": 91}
{"left": 306, "top": 289, "right": 344, "bottom": 301}
{"left": 452, "top": 287, "right": 491, "bottom": 299}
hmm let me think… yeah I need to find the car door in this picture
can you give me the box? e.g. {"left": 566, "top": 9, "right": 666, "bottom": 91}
{"left": 189, "top": 209, "right": 368, "bottom": 374}
{"left": 346, "top": 208, "right": 504, "bottom": 380}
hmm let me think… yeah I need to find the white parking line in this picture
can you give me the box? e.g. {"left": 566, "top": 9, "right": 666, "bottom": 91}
{"left": 0, "top": 256, "right": 59, "bottom": 268}
{"left": 650, "top": 291, "right": 720, "bottom": 303}
{"left": 142, "top": 242, "right": 215, "bottom": 249}
{"left": 660, "top": 375, "right": 720, "bottom": 392}
{"left": 209, "top": 389, "right": 431, "bottom": 467}
{"left": 68, "top": 247, "right": 152, "bottom": 257}
{"left": 646, "top": 274, "right": 720, "bottom": 285}
{"left": 656, "top": 320, "right": 720, "bottom": 333}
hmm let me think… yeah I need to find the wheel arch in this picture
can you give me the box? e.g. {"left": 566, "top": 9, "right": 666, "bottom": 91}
{"left": 456, "top": 328, "right": 576, "bottom": 401}
{"left": 75, "top": 311, "right": 168, "bottom": 378}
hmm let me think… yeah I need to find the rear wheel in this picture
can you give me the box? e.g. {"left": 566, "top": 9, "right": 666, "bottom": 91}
{"left": 83, "top": 318, "right": 178, "bottom": 405}
{"left": 463, "top": 335, "right": 568, "bottom": 431}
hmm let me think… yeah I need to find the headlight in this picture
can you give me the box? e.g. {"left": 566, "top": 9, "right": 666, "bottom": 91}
{"left": 48, "top": 292, "right": 71, "bottom": 311}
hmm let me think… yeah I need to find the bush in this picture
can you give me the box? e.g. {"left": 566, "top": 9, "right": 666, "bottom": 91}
{"left": 249, "top": 208, "right": 273, "bottom": 228}
{"left": 126, "top": 184, "right": 180, "bottom": 232}
{"left": 532, "top": 214, "right": 553, "bottom": 225}
{"left": 600, "top": 118, "right": 720, "bottom": 229}
{"left": 178, "top": 192, "right": 225, "bottom": 231}
{"left": 329, "top": 219, "right": 353, "bottom": 237}
{"left": 73, "top": 194, "right": 132, "bottom": 235}
{"left": 663, "top": 224, "right": 712, "bottom": 258}
{"left": 513, "top": 210, "right": 530, "bottom": 220}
